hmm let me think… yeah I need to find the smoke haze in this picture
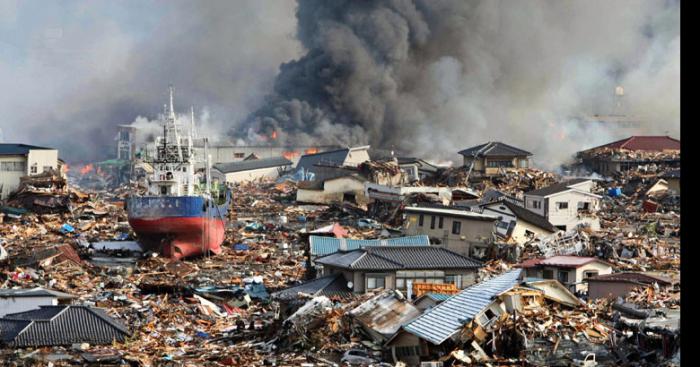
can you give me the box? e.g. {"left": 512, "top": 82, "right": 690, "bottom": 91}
{"left": 0, "top": 0, "right": 680, "bottom": 168}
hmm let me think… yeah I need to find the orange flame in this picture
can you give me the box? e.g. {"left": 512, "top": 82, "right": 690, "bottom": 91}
{"left": 304, "top": 147, "right": 319, "bottom": 155}
{"left": 79, "top": 164, "right": 94, "bottom": 175}
{"left": 282, "top": 151, "right": 299, "bottom": 160}
{"left": 271, "top": 131, "right": 278, "bottom": 140}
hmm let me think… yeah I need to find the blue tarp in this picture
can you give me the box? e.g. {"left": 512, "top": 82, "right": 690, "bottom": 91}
{"left": 60, "top": 224, "right": 75, "bottom": 234}
{"left": 233, "top": 243, "right": 249, "bottom": 251}
{"left": 608, "top": 187, "right": 622, "bottom": 197}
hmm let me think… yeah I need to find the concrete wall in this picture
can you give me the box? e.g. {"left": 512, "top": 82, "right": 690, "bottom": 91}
{"left": 403, "top": 212, "right": 495, "bottom": 257}
{"left": 296, "top": 177, "right": 368, "bottom": 205}
{"left": 527, "top": 191, "right": 600, "bottom": 231}
{"left": 588, "top": 281, "right": 638, "bottom": 299}
{"left": 219, "top": 166, "right": 285, "bottom": 183}
{"left": 0, "top": 296, "right": 58, "bottom": 317}
{"left": 574, "top": 262, "right": 612, "bottom": 292}
{"left": 0, "top": 149, "right": 59, "bottom": 199}
{"left": 528, "top": 261, "right": 612, "bottom": 292}
{"left": 511, "top": 220, "right": 554, "bottom": 244}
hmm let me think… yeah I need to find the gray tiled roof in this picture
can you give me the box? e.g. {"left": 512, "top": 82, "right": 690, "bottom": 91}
{"left": 271, "top": 273, "right": 354, "bottom": 301}
{"left": 0, "top": 306, "right": 130, "bottom": 347}
{"left": 403, "top": 269, "right": 522, "bottom": 345}
{"left": 213, "top": 157, "right": 292, "bottom": 173}
{"left": 0, "top": 287, "right": 75, "bottom": 299}
{"left": 500, "top": 201, "right": 557, "bottom": 232}
{"left": 458, "top": 142, "right": 532, "bottom": 157}
{"left": 315, "top": 246, "right": 482, "bottom": 271}
{"left": 525, "top": 178, "right": 591, "bottom": 197}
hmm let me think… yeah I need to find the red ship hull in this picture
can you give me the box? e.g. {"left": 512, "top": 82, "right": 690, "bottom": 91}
{"left": 129, "top": 217, "right": 225, "bottom": 260}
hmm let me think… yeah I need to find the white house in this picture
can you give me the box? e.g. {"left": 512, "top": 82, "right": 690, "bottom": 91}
{"left": 212, "top": 157, "right": 292, "bottom": 184}
{"left": 0, "top": 144, "right": 60, "bottom": 199}
{"left": 0, "top": 287, "right": 75, "bottom": 317}
{"left": 523, "top": 179, "right": 601, "bottom": 231}
{"left": 296, "top": 174, "right": 369, "bottom": 206}
{"left": 480, "top": 200, "right": 558, "bottom": 244}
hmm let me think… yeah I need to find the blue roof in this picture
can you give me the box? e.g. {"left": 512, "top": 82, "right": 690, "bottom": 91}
{"left": 421, "top": 293, "right": 453, "bottom": 302}
{"left": 310, "top": 235, "right": 431, "bottom": 257}
{"left": 403, "top": 269, "right": 522, "bottom": 345}
{"left": 0, "top": 144, "right": 54, "bottom": 155}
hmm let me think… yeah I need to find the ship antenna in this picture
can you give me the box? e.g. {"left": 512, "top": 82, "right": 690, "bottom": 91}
{"left": 169, "top": 84, "right": 176, "bottom": 120}
{"left": 191, "top": 106, "right": 196, "bottom": 137}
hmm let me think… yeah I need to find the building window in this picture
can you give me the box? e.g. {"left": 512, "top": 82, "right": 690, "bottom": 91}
{"left": 0, "top": 162, "right": 26, "bottom": 172}
{"left": 487, "top": 160, "right": 513, "bottom": 168}
{"left": 584, "top": 271, "right": 598, "bottom": 278}
{"left": 430, "top": 216, "right": 436, "bottom": 229}
{"left": 558, "top": 271, "right": 569, "bottom": 283}
{"left": 438, "top": 216, "right": 444, "bottom": 229}
{"left": 396, "top": 271, "right": 445, "bottom": 290}
{"left": 445, "top": 274, "right": 463, "bottom": 288}
{"left": 418, "top": 214, "right": 424, "bottom": 226}
{"left": 30, "top": 164, "right": 37, "bottom": 174}
{"left": 542, "top": 269, "right": 554, "bottom": 279}
{"left": 578, "top": 202, "right": 590, "bottom": 211}
{"left": 557, "top": 202, "right": 568, "bottom": 210}
{"left": 452, "top": 221, "right": 461, "bottom": 235}
{"left": 366, "top": 275, "right": 385, "bottom": 290}
{"left": 234, "top": 152, "right": 245, "bottom": 158}
{"left": 524, "top": 230, "right": 535, "bottom": 238}
{"left": 530, "top": 200, "right": 541, "bottom": 209}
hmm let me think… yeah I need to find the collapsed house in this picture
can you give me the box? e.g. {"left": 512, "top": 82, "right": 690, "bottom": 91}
{"left": 577, "top": 136, "right": 680, "bottom": 176}
{"left": 517, "top": 255, "right": 613, "bottom": 293}
{"left": 211, "top": 156, "right": 292, "bottom": 184}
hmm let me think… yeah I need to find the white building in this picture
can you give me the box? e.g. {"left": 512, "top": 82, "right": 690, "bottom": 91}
{"left": 0, "top": 144, "right": 60, "bottom": 199}
{"left": 211, "top": 157, "right": 292, "bottom": 184}
{"left": 523, "top": 179, "right": 601, "bottom": 231}
{"left": 0, "top": 287, "right": 75, "bottom": 317}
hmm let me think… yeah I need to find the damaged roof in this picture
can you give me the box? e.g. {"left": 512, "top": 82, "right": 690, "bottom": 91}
{"left": 310, "top": 235, "right": 430, "bottom": 257}
{"left": 586, "top": 136, "right": 680, "bottom": 152}
{"left": 586, "top": 272, "right": 673, "bottom": 286}
{"left": 0, "top": 287, "right": 75, "bottom": 300}
{"left": 349, "top": 290, "right": 421, "bottom": 339}
{"left": 501, "top": 200, "right": 558, "bottom": 232}
{"left": 403, "top": 206, "right": 499, "bottom": 222}
{"left": 315, "top": 246, "right": 482, "bottom": 271}
{"left": 403, "top": 269, "right": 522, "bottom": 345}
{"left": 458, "top": 142, "right": 532, "bottom": 157}
{"left": 271, "top": 273, "right": 354, "bottom": 301}
{"left": 213, "top": 157, "right": 292, "bottom": 173}
{"left": 0, "top": 305, "right": 129, "bottom": 347}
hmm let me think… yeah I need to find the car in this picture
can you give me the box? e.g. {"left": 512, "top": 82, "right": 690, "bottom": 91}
{"left": 357, "top": 218, "right": 382, "bottom": 230}
{"left": 340, "top": 349, "right": 377, "bottom": 366}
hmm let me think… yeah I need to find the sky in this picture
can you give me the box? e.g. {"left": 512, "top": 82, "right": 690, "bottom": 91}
{"left": 0, "top": 0, "right": 680, "bottom": 169}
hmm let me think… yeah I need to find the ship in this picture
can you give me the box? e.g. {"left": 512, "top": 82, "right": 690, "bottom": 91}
{"left": 126, "top": 87, "right": 230, "bottom": 260}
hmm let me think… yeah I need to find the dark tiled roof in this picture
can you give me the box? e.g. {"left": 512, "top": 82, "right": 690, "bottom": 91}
{"left": 458, "top": 142, "right": 532, "bottom": 157}
{"left": 586, "top": 272, "right": 673, "bottom": 285}
{"left": 501, "top": 201, "right": 557, "bottom": 232}
{"left": 213, "top": 157, "right": 292, "bottom": 173}
{"left": 0, "top": 306, "right": 130, "bottom": 347}
{"left": 0, "top": 144, "right": 54, "bottom": 155}
{"left": 662, "top": 169, "right": 680, "bottom": 179}
{"left": 316, "top": 246, "right": 482, "bottom": 271}
{"left": 271, "top": 274, "right": 354, "bottom": 301}
{"left": 586, "top": 136, "right": 680, "bottom": 152}
{"left": 525, "top": 178, "right": 591, "bottom": 197}
{"left": 296, "top": 149, "right": 350, "bottom": 173}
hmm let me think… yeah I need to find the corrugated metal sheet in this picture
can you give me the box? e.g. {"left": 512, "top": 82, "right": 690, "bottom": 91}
{"left": 403, "top": 269, "right": 522, "bottom": 345}
{"left": 310, "top": 235, "right": 430, "bottom": 256}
